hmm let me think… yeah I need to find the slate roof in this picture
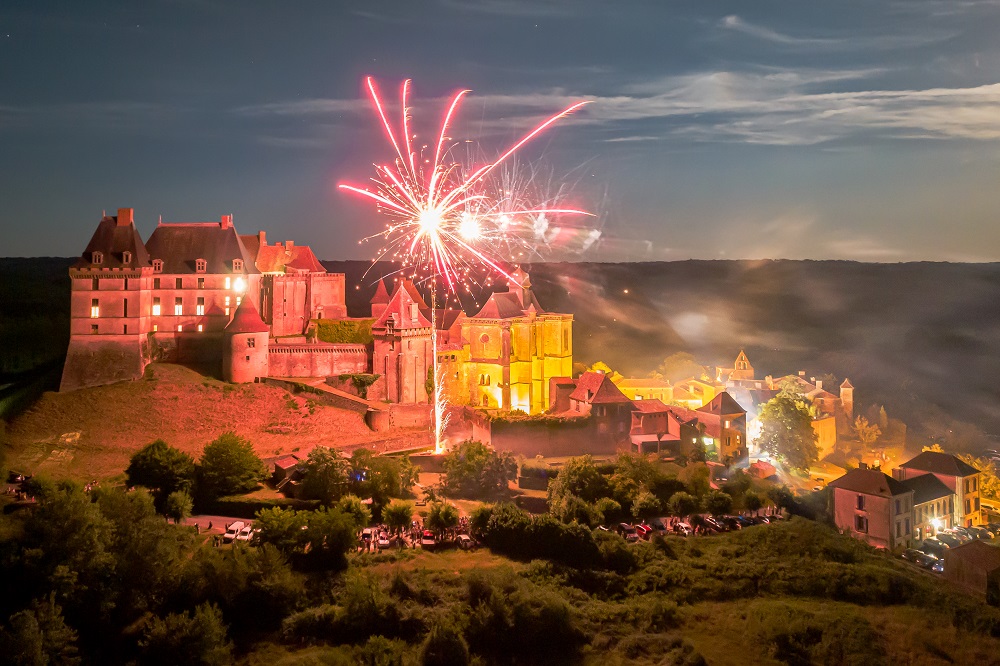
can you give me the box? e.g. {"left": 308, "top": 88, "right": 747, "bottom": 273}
{"left": 146, "top": 222, "right": 259, "bottom": 275}
{"left": 225, "top": 298, "right": 270, "bottom": 334}
{"left": 829, "top": 468, "right": 912, "bottom": 498}
{"left": 697, "top": 391, "right": 746, "bottom": 417}
{"left": 900, "top": 473, "right": 954, "bottom": 505}
{"left": 900, "top": 451, "right": 979, "bottom": 478}
{"left": 73, "top": 215, "right": 151, "bottom": 270}
{"left": 254, "top": 243, "right": 326, "bottom": 274}
{"left": 569, "top": 371, "right": 631, "bottom": 404}
{"left": 471, "top": 291, "right": 532, "bottom": 319}
{"left": 373, "top": 280, "right": 432, "bottom": 329}
{"left": 370, "top": 280, "right": 390, "bottom": 304}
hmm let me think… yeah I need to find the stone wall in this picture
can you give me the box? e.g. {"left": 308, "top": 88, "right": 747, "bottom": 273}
{"left": 267, "top": 343, "right": 368, "bottom": 377}
{"left": 472, "top": 414, "right": 620, "bottom": 458}
{"left": 59, "top": 337, "right": 150, "bottom": 391}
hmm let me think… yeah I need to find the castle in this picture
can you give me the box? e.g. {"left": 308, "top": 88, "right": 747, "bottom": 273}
{"left": 61, "top": 209, "right": 572, "bottom": 415}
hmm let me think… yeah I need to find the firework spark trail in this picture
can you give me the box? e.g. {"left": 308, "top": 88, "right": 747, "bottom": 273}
{"left": 339, "top": 77, "right": 593, "bottom": 450}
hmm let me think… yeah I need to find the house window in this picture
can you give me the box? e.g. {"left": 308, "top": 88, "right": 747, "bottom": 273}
{"left": 91, "top": 324, "right": 98, "bottom": 334}
{"left": 92, "top": 251, "right": 103, "bottom": 264}
{"left": 196, "top": 297, "right": 205, "bottom": 316}
{"left": 236, "top": 296, "right": 242, "bottom": 307}
{"left": 598, "top": 423, "right": 608, "bottom": 434}
{"left": 174, "top": 298, "right": 183, "bottom": 315}
{"left": 724, "top": 420, "right": 731, "bottom": 428}
{"left": 175, "top": 278, "right": 183, "bottom": 289}
{"left": 895, "top": 499, "right": 901, "bottom": 515}
{"left": 153, "top": 259, "right": 163, "bottom": 273}
{"left": 198, "top": 277, "right": 205, "bottom": 289}
{"left": 248, "top": 338, "right": 255, "bottom": 349}
{"left": 949, "top": 498, "right": 954, "bottom": 515}
{"left": 123, "top": 251, "right": 132, "bottom": 264}
{"left": 966, "top": 499, "right": 971, "bottom": 514}
{"left": 90, "top": 299, "right": 100, "bottom": 318}
{"left": 92, "top": 277, "right": 99, "bottom": 290}
{"left": 152, "top": 298, "right": 161, "bottom": 316}
{"left": 197, "top": 324, "right": 203, "bottom": 332}
{"left": 856, "top": 495, "right": 865, "bottom": 511}
{"left": 233, "top": 259, "right": 243, "bottom": 272}
{"left": 177, "top": 325, "right": 183, "bottom": 332}
{"left": 854, "top": 516, "right": 868, "bottom": 533}
{"left": 973, "top": 478, "right": 978, "bottom": 492}
{"left": 225, "top": 277, "right": 231, "bottom": 289}
{"left": 152, "top": 324, "right": 158, "bottom": 332}
{"left": 896, "top": 522, "right": 902, "bottom": 538}
{"left": 225, "top": 296, "right": 231, "bottom": 316}
{"left": 905, "top": 518, "right": 910, "bottom": 534}
{"left": 976, "top": 498, "right": 981, "bottom": 511}
{"left": 196, "top": 259, "right": 207, "bottom": 273}
{"left": 153, "top": 277, "right": 160, "bottom": 289}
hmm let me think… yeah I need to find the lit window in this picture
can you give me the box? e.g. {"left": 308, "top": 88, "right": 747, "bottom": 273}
{"left": 236, "top": 296, "right": 242, "bottom": 306}
{"left": 90, "top": 299, "right": 100, "bottom": 318}
{"left": 177, "top": 325, "right": 182, "bottom": 332}
{"left": 225, "top": 296, "right": 230, "bottom": 315}
{"left": 153, "top": 324, "right": 158, "bottom": 332}
{"left": 196, "top": 259, "right": 207, "bottom": 273}
{"left": 196, "top": 297, "right": 205, "bottom": 316}
{"left": 153, "top": 259, "right": 163, "bottom": 273}
{"left": 724, "top": 420, "right": 730, "bottom": 428}
{"left": 174, "top": 298, "right": 182, "bottom": 316}
{"left": 152, "top": 298, "right": 161, "bottom": 316}
{"left": 197, "top": 324, "right": 203, "bottom": 332}
{"left": 198, "top": 277, "right": 205, "bottom": 289}
{"left": 234, "top": 277, "right": 246, "bottom": 293}
{"left": 225, "top": 277, "right": 231, "bottom": 289}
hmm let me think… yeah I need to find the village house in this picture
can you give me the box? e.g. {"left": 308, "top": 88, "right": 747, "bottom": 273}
{"left": 900, "top": 472, "right": 955, "bottom": 543}
{"left": 894, "top": 451, "right": 983, "bottom": 527}
{"left": 944, "top": 540, "right": 1000, "bottom": 605}
{"left": 828, "top": 466, "right": 913, "bottom": 550}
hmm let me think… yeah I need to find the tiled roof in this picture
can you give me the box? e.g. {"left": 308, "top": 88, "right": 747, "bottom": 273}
{"left": 569, "top": 371, "right": 631, "bottom": 404}
{"left": 829, "top": 468, "right": 911, "bottom": 498}
{"left": 901, "top": 473, "right": 954, "bottom": 505}
{"left": 619, "top": 378, "right": 672, "bottom": 389}
{"left": 73, "top": 215, "right": 151, "bottom": 270}
{"left": 471, "top": 291, "right": 530, "bottom": 319}
{"left": 370, "top": 280, "right": 390, "bottom": 304}
{"left": 373, "top": 279, "right": 432, "bottom": 329}
{"left": 697, "top": 391, "right": 746, "bottom": 417}
{"left": 225, "top": 298, "right": 269, "bottom": 334}
{"left": 419, "top": 308, "right": 464, "bottom": 331}
{"left": 146, "top": 222, "right": 259, "bottom": 275}
{"left": 900, "top": 451, "right": 979, "bottom": 478}
{"left": 631, "top": 398, "right": 669, "bottom": 413}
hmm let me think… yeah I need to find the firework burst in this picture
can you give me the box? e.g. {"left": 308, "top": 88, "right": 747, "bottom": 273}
{"left": 339, "top": 77, "right": 592, "bottom": 292}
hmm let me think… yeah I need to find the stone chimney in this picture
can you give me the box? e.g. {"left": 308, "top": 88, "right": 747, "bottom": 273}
{"left": 257, "top": 231, "right": 266, "bottom": 246}
{"left": 221, "top": 214, "right": 233, "bottom": 229}
{"left": 798, "top": 370, "right": 806, "bottom": 377}
{"left": 858, "top": 461, "right": 869, "bottom": 470}
{"left": 816, "top": 380, "right": 823, "bottom": 390}
{"left": 117, "top": 208, "right": 134, "bottom": 227}
{"left": 285, "top": 240, "right": 294, "bottom": 248}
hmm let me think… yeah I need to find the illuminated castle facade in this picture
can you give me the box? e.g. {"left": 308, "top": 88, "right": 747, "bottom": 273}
{"left": 61, "top": 208, "right": 571, "bottom": 416}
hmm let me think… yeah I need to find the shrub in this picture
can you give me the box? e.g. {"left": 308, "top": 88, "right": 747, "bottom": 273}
{"left": 441, "top": 441, "right": 517, "bottom": 499}
{"left": 198, "top": 433, "right": 266, "bottom": 500}
{"left": 138, "top": 603, "right": 233, "bottom": 666}
{"left": 125, "top": 439, "right": 195, "bottom": 506}
{"left": 420, "top": 620, "right": 469, "bottom": 666}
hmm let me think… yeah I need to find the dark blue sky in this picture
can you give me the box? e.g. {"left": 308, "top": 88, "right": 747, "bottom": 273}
{"left": 3, "top": 0, "right": 1000, "bottom": 261}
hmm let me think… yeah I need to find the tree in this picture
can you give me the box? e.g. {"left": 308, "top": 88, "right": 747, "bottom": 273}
{"left": 299, "top": 446, "right": 349, "bottom": 504}
{"left": 958, "top": 454, "right": 1000, "bottom": 501}
{"left": 349, "top": 449, "right": 417, "bottom": 505}
{"left": 303, "top": 507, "right": 357, "bottom": 570}
{"left": 425, "top": 501, "right": 460, "bottom": 537}
{"left": 125, "top": 439, "right": 195, "bottom": 504}
{"left": 631, "top": 490, "right": 661, "bottom": 520}
{"left": 383, "top": 499, "right": 414, "bottom": 535}
{"left": 421, "top": 620, "right": 470, "bottom": 666}
{"left": 586, "top": 361, "right": 623, "bottom": 384}
{"left": 702, "top": 490, "right": 733, "bottom": 516}
{"left": 594, "top": 497, "right": 624, "bottom": 525}
{"left": 336, "top": 494, "right": 372, "bottom": 529}
{"left": 198, "top": 432, "right": 265, "bottom": 499}
{"left": 548, "top": 455, "right": 609, "bottom": 504}
{"left": 138, "top": 603, "right": 233, "bottom": 666}
{"left": 440, "top": 441, "right": 516, "bottom": 499}
{"left": 658, "top": 352, "right": 707, "bottom": 383}
{"left": 253, "top": 507, "right": 309, "bottom": 555}
{"left": 667, "top": 491, "right": 699, "bottom": 517}
{"left": 164, "top": 490, "right": 193, "bottom": 524}
{"left": 745, "top": 491, "right": 764, "bottom": 516}
{"left": 757, "top": 390, "right": 819, "bottom": 472}
{"left": 0, "top": 596, "right": 80, "bottom": 666}
{"left": 853, "top": 416, "right": 881, "bottom": 447}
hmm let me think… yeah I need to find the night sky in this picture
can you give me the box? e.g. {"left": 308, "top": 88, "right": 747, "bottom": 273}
{"left": 3, "top": 1, "right": 1000, "bottom": 261}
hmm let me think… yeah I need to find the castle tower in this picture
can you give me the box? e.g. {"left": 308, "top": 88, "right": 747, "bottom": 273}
{"left": 223, "top": 298, "right": 270, "bottom": 383}
{"left": 840, "top": 378, "right": 854, "bottom": 419}
{"left": 370, "top": 279, "right": 390, "bottom": 319}
{"left": 508, "top": 266, "right": 530, "bottom": 308}
{"left": 730, "top": 349, "right": 755, "bottom": 381}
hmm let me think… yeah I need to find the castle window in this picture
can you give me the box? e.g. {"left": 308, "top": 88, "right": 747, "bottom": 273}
{"left": 233, "top": 259, "right": 243, "bottom": 272}
{"left": 90, "top": 299, "right": 99, "bottom": 318}
{"left": 197, "top": 324, "right": 203, "bottom": 332}
{"left": 153, "top": 324, "right": 158, "bottom": 332}
{"left": 92, "top": 251, "right": 103, "bottom": 264}
{"left": 123, "top": 324, "right": 128, "bottom": 334}
{"left": 175, "top": 278, "right": 183, "bottom": 289}
{"left": 153, "top": 259, "right": 163, "bottom": 273}
{"left": 174, "top": 298, "right": 182, "bottom": 316}
{"left": 177, "top": 325, "right": 183, "bottom": 332}
{"left": 248, "top": 338, "right": 255, "bottom": 349}
{"left": 152, "top": 298, "right": 161, "bottom": 316}
{"left": 123, "top": 299, "right": 128, "bottom": 317}
{"left": 123, "top": 251, "right": 132, "bottom": 264}
{"left": 153, "top": 278, "right": 160, "bottom": 289}
{"left": 225, "top": 296, "right": 231, "bottom": 316}
{"left": 124, "top": 278, "right": 129, "bottom": 290}
{"left": 410, "top": 303, "right": 418, "bottom": 320}
{"left": 245, "top": 356, "right": 250, "bottom": 361}
{"left": 92, "top": 278, "right": 99, "bottom": 290}
{"left": 225, "top": 277, "right": 231, "bottom": 290}
{"left": 198, "top": 277, "right": 205, "bottom": 289}
{"left": 563, "top": 329, "right": 568, "bottom": 349}
{"left": 236, "top": 296, "right": 242, "bottom": 306}
{"left": 196, "top": 297, "right": 205, "bottom": 316}
{"left": 196, "top": 259, "right": 207, "bottom": 273}
{"left": 91, "top": 324, "right": 98, "bottom": 334}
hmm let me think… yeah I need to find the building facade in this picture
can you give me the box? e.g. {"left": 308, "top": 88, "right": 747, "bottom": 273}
{"left": 829, "top": 467, "right": 913, "bottom": 550}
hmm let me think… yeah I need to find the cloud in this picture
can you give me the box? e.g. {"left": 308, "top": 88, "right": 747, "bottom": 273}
{"left": 719, "top": 15, "right": 839, "bottom": 46}
{"left": 719, "top": 14, "right": 955, "bottom": 51}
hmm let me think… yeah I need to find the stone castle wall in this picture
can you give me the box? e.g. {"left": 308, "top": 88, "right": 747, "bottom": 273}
{"left": 267, "top": 343, "right": 368, "bottom": 377}
{"left": 59, "top": 336, "right": 151, "bottom": 392}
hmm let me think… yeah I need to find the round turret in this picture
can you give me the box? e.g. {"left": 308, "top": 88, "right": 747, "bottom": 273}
{"left": 223, "top": 298, "right": 270, "bottom": 383}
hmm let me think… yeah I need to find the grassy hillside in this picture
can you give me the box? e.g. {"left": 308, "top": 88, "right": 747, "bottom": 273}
{"left": 1, "top": 364, "right": 430, "bottom": 480}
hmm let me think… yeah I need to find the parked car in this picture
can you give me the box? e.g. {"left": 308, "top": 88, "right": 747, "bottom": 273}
{"left": 457, "top": 534, "right": 477, "bottom": 550}
{"left": 942, "top": 529, "right": 971, "bottom": 544}
{"left": 235, "top": 524, "right": 256, "bottom": 542}
{"left": 377, "top": 532, "right": 391, "bottom": 549}
{"left": 618, "top": 523, "right": 640, "bottom": 542}
{"left": 902, "top": 548, "right": 924, "bottom": 564}
{"left": 649, "top": 518, "right": 669, "bottom": 535}
{"left": 419, "top": 530, "right": 436, "bottom": 549}
{"left": 720, "top": 516, "right": 743, "bottom": 531}
{"left": 931, "top": 560, "right": 944, "bottom": 574}
{"left": 635, "top": 524, "right": 653, "bottom": 540}
{"left": 703, "top": 516, "right": 728, "bottom": 532}
{"left": 222, "top": 521, "right": 246, "bottom": 544}
{"left": 936, "top": 533, "right": 962, "bottom": 548}
{"left": 361, "top": 527, "right": 375, "bottom": 545}
{"left": 673, "top": 522, "right": 693, "bottom": 536}
{"left": 920, "top": 537, "right": 949, "bottom": 556}
{"left": 967, "top": 526, "right": 992, "bottom": 540}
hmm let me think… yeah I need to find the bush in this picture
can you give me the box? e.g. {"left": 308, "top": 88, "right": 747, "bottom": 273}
{"left": 315, "top": 318, "right": 375, "bottom": 344}
{"left": 420, "top": 620, "right": 470, "bottom": 666}
{"left": 125, "top": 439, "right": 195, "bottom": 507}
{"left": 441, "top": 441, "right": 517, "bottom": 499}
{"left": 198, "top": 432, "right": 266, "bottom": 500}
{"left": 138, "top": 603, "right": 233, "bottom": 666}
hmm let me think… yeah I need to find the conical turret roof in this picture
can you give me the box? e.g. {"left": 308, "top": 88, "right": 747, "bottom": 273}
{"left": 225, "top": 298, "right": 269, "bottom": 334}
